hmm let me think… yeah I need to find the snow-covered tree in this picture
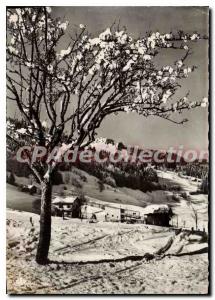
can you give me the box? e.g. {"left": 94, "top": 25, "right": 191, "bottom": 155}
{"left": 6, "top": 7, "right": 208, "bottom": 264}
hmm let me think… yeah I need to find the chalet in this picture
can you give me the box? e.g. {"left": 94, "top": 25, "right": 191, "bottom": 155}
{"left": 51, "top": 195, "right": 174, "bottom": 227}
{"left": 142, "top": 205, "right": 173, "bottom": 227}
{"left": 104, "top": 206, "right": 141, "bottom": 222}
{"left": 27, "top": 184, "right": 37, "bottom": 195}
{"left": 81, "top": 205, "right": 105, "bottom": 220}
{"left": 120, "top": 208, "right": 140, "bottom": 222}
{"left": 19, "top": 184, "right": 37, "bottom": 195}
{"left": 52, "top": 196, "right": 77, "bottom": 217}
{"left": 105, "top": 206, "right": 121, "bottom": 222}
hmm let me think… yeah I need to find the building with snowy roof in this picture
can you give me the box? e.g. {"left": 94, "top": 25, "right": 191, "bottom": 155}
{"left": 52, "top": 196, "right": 78, "bottom": 217}
{"left": 142, "top": 204, "right": 173, "bottom": 227}
{"left": 81, "top": 205, "right": 105, "bottom": 220}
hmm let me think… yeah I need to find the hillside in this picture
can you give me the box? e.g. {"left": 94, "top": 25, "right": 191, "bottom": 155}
{"left": 7, "top": 164, "right": 208, "bottom": 232}
{"left": 6, "top": 155, "right": 209, "bottom": 294}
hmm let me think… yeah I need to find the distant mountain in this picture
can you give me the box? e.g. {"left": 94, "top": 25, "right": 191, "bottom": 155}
{"left": 90, "top": 137, "right": 116, "bottom": 153}
{"left": 89, "top": 137, "right": 208, "bottom": 165}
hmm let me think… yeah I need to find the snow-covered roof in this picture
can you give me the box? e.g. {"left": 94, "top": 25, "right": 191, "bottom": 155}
{"left": 52, "top": 196, "right": 77, "bottom": 205}
{"left": 142, "top": 204, "right": 171, "bottom": 215}
{"left": 81, "top": 205, "right": 103, "bottom": 214}
{"left": 95, "top": 210, "right": 106, "bottom": 216}
{"left": 105, "top": 205, "right": 121, "bottom": 211}
{"left": 27, "top": 185, "right": 36, "bottom": 189}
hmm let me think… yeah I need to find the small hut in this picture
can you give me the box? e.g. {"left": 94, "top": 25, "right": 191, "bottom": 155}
{"left": 19, "top": 184, "right": 37, "bottom": 195}
{"left": 143, "top": 205, "right": 173, "bottom": 227}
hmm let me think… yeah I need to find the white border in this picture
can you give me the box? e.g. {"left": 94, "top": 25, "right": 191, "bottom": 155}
{"left": 0, "top": 1, "right": 214, "bottom": 298}
{"left": 1, "top": 0, "right": 214, "bottom": 6}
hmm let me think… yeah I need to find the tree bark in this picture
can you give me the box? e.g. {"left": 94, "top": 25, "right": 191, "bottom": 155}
{"left": 36, "top": 180, "right": 52, "bottom": 265}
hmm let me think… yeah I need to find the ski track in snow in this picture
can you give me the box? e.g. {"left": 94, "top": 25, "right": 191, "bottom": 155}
{"left": 6, "top": 170, "right": 208, "bottom": 294}
{"left": 7, "top": 208, "right": 208, "bottom": 294}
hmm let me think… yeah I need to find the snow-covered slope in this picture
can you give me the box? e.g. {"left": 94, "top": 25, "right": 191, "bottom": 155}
{"left": 7, "top": 209, "right": 208, "bottom": 294}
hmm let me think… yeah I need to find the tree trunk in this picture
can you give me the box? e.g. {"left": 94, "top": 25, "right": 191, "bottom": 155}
{"left": 36, "top": 180, "right": 52, "bottom": 265}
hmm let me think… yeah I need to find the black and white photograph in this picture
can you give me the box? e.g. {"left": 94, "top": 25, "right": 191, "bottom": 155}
{"left": 5, "top": 5, "right": 210, "bottom": 295}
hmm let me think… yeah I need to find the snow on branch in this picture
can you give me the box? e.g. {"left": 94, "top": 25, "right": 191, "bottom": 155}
{"left": 6, "top": 7, "right": 208, "bottom": 178}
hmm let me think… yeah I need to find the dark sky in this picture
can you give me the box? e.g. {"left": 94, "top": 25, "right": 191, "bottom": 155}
{"left": 54, "top": 6, "right": 209, "bottom": 150}
{"left": 8, "top": 7, "right": 209, "bottom": 150}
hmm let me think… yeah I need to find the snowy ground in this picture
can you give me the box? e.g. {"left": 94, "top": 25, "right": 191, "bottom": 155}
{"left": 7, "top": 210, "right": 208, "bottom": 294}
{"left": 157, "top": 170, "right": 208, "bottom": 231}
{"left": 7, "top": 169, "right": 209, "bottom": 294}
